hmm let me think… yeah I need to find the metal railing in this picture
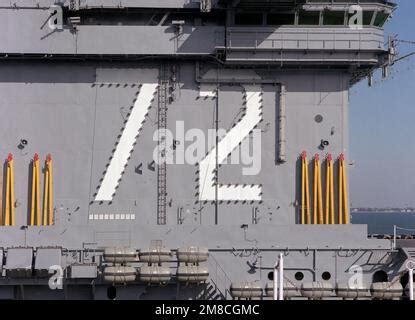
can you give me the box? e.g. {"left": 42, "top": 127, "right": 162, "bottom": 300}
{"left": 208, "top": 254, "right": 233, "bottom": 300}
{"left": 216, "top": 28, "right": 384, "bottom": 51}
{"left": 393, "top": 225, "right": 415, "bottom": 250}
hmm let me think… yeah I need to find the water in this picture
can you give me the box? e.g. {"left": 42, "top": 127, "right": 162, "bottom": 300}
{"left": 351, "top": 212, "right": 415, "bottom": 235}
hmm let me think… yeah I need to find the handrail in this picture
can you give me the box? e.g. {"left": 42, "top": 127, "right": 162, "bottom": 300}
{"left": 215, "top": 28, "right": 384, "bottom": 51}
{"left": 393, "top": 225, "right": 415, "bottom": 250}
{"left": 208, "top": 253, "right": 233, "bottom": 300}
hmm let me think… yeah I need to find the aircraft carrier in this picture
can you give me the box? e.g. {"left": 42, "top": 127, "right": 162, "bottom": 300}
{"left": 0, "top": 0, "right": 411, "bottom": 300}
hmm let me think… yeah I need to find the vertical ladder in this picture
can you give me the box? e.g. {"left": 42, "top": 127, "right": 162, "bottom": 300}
{"left": 157, "top": 64, "right": 169, "bottom": 225}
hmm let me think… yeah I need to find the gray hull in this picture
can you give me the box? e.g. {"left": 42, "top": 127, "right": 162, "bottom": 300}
{"left": 0, "top": 0, "right": 409, "bottom": 300}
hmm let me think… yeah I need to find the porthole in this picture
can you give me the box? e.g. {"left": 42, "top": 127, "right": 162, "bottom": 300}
{"left": 268, "top": 271, "right": 274, "bottom": 281}
{"left": 322, "top": 271, "right": 331, "bottom": 281}
{"left": 295, "top": 272, "right": 304, "bottom": 281}
{"left": 315, "top": 114, "right": 323, "bottom": 123}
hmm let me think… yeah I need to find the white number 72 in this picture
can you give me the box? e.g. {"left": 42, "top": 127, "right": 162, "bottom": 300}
{"left": 95, "top": 84, "right": 262, "bottom": 202}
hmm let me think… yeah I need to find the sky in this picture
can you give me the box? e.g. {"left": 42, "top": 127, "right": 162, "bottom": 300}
{"left": 349, "top": 0, "right": 415, "bottom": 208}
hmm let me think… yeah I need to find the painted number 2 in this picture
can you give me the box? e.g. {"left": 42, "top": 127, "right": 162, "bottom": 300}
{"left": 198, "top": 85, "right": 262, "bottom": 201}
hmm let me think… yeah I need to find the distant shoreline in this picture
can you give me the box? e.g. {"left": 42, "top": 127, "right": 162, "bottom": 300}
{"left": 351, "top": 209, "right": 415, "bottom": 213}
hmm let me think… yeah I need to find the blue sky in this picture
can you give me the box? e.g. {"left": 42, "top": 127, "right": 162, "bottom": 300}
{"left": 349, "top": 0, "right": 415, "bottom": 207}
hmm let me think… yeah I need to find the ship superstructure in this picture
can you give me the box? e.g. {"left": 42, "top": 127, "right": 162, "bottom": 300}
{"left": 0, "top": 0, "right": 410, "bottom": 300}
